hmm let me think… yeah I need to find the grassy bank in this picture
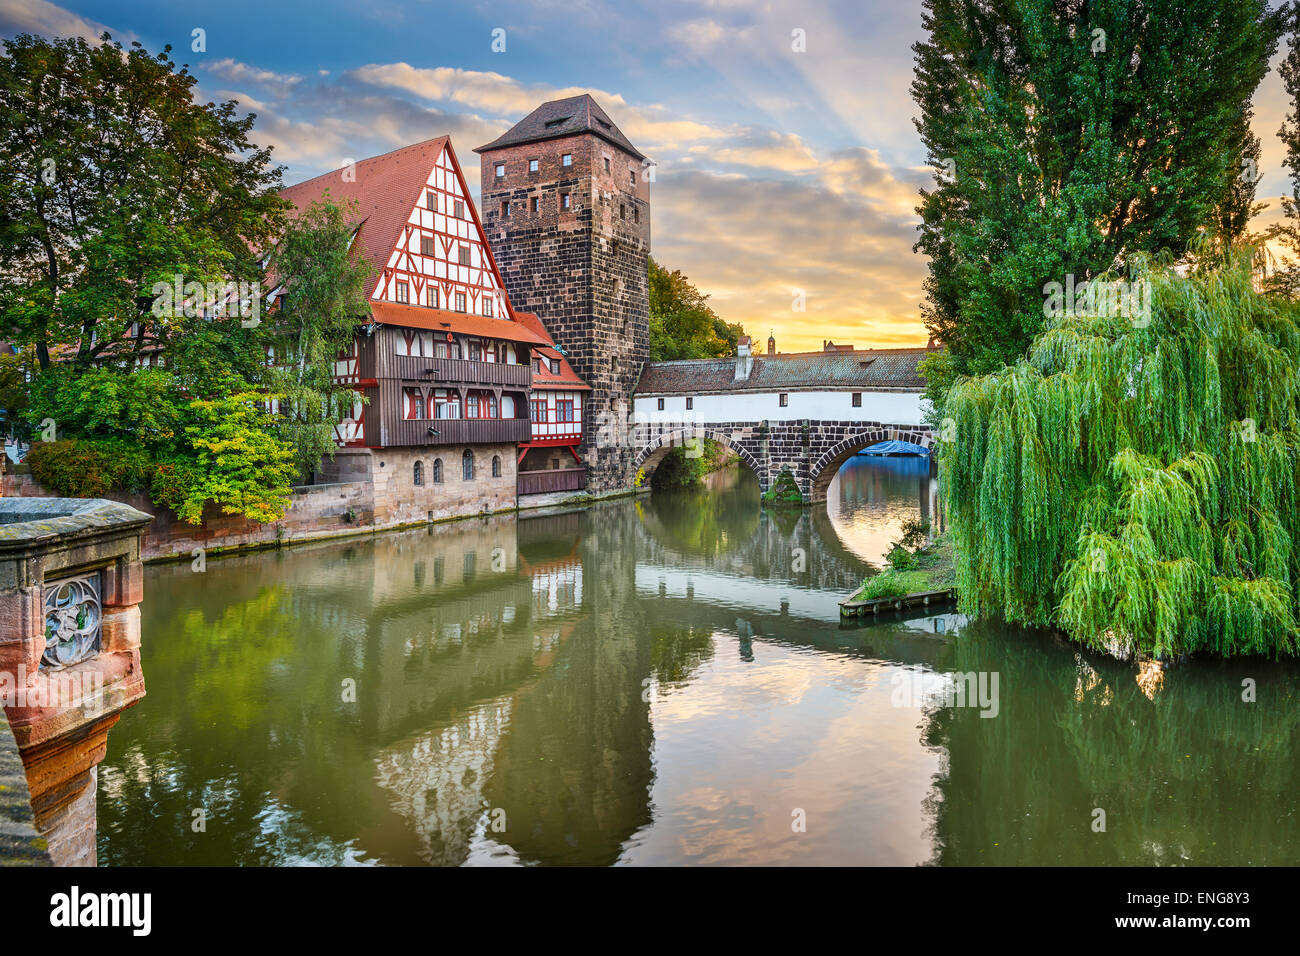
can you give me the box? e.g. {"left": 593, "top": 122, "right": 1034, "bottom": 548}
{"left": 851, "top": 524, "right": 955, "bottom": 602}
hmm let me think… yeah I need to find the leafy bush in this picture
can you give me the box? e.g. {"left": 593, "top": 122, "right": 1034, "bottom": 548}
{"left": 761, "top": 468, "right": 804, "bottom": 505}
{"left": 27, "top": 439, "right": 153, "bottom": 498}
{"left": 26, "top": 365, "right": 184, "bottom": 446}
{"left": 160, "top": 393, "right": 298, "bottom": 524}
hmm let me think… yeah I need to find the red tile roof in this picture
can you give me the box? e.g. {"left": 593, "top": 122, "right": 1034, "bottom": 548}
{"left": 513, "top": 312, "right": 590, "bottom": 390}
{"left": 279, "top": 137, "right": 451, "bottom": 292}
{"left": 369, "top": 301, "right": 550, "bottom": 346}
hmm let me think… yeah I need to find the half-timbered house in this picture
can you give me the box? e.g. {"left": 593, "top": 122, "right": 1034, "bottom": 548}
{"left": 279, "top": 135, "right": 564, "bottom": 522}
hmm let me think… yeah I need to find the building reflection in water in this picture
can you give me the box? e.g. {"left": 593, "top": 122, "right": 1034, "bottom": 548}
{"left": 95, "top": 457, "right": 1300, "bottom": 867}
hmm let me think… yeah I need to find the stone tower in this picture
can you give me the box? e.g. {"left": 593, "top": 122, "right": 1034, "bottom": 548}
{"left": 475, "top": 94, "right": 650, "bottom": 493}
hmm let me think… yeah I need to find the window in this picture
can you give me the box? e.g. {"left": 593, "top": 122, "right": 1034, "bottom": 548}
{"left": 427, "top": 287, "right": 439, "bottom": 309}
{"left": 500, "top": 201, "right": 510, "bottom": 218}
{"left": 488, "top": 394, "right": 498, "bottom": 418}
{"left": 550, "top": 357, "right": 561, "bottom": 374}
{"left": 530, "top": 399, "right": 548, "bottom": 422}
{"left": 532, "top": 356, "right": 541, "bottom": 373}
{"left": 633, "top": 206, "right": 640, "bottom": 224}
{"left": 413, "top": 460, "right": 424, "bottom": 486}
{"left": 394, "top": 281, "right": 409, "bottom": 304}
{"left": 421, "top": 235, "right": 434, "bottom": 256}
{"left": 686, "top": 397, "right": 694, "bottom": 410}
{"left": 620, "top": 203, "right": 626, "bottom": 220}
{"left": 404, "top": 387, "right": 426, "bottom": 420}
{"left": 657, "top": 397, "right": 665, "bottom": 410}
{"left": 852, "top": 393, "right": 862, "bottom": 407}
{"left": 530, "top": 197, "right": 539, "bottom": 213}
{"left": 779, "top": 393, "right": 789, "bottom": 407}
{"left": 427, "top": 190, "right": 437, "bottom": 211}
{"left": 456, "top": 292, "right": 467, "bottom": 312}
{"left": 556, "top": 399, "right": 575, "bottom": 422}
{"left": 435, "top": 389, "right": 461, "bottom": 419}
{"left": 603, "top": 157, "right": 610, "bottom": 173}
{"left": 467, "top": 393, "right": 480, "bottom": 418}
{"left": 562, "top": 153, "right": 572, "bottom": 167}
{"left": 494, "top": 163, "right": 505, "bottom": 178}
{"left": 432, "top": 459, "right": 443, "bottom": 483}
{"left": 458, "top": 244, "right": 471, "bottom": 266}
{"left": 491, "top": 455, "right": 501, "bottom": 477}
{"left": 529, "top": 158, "right": 538, "bottom": 173}
{"left": 454, "top": 200, "right": 464, "bottom": 218}
{"left": 629, "top": 169, "right": 636, "bottom": 186}
{"left": 560, "top": 191, "right": 571, "bottom": 210}
{"left": 469, "top": 340, "right": 482, "bottom": 361}
{"left": 483, "top": 298, "right": 493, "bottom": 317}
{"left": 462, "top": 449, "right": 474, "bottom": 481}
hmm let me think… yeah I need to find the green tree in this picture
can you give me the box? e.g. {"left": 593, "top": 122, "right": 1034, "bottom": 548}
{"left": 264, "top": 196, "right": 372, "bottom": 479}
{"left": 940, "top": 252, "right": 1300, "bottom": 658}
{"left": 1269, "top": 9, "right": 1300, "bottom": 296}
{"left": 912, "top": 0, "right": 1283, "bottom": 404}
{"left": 152, "top": 391, "right": 299, "bottom": 525}
{"left": 0, "top": 32, "right": 286, "bottom": 370}
{"left": 648, "top": 257, "right": 744, "bottom": 360}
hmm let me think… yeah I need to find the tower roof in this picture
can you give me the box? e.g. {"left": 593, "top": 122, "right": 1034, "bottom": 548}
{"left": 474, "top": 94, "right": 645, "bottom": 161}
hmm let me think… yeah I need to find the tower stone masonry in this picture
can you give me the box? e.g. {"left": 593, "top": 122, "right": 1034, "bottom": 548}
{"left": 476, "top": 94, "right": 650, "bottom": 493}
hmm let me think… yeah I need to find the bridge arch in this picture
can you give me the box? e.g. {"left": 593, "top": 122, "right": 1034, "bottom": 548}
{"left": 809, "top": 427, "right": 933, "bottom": 502}
{"left": 633, "top": 427, "right": 767, "bottom": 490}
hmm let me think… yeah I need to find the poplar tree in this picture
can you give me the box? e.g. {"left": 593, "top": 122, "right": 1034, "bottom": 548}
{"left": 912, "top": 0, "right": 1283, "bottom": 401}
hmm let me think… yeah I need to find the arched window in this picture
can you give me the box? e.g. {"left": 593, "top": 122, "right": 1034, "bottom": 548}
{"left": 491, "top": 455, "right": 501, "bottom": 477}
{"left": 413, "top": 460, "right": 424, "bottom": 486}
{"left": 432, "top": 459, "right": 443, "bottom": 483}
{"left": 462, "top": 449, "right": 474, "bottom": 481}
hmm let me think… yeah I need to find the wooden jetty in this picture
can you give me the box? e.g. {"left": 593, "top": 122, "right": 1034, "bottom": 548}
{"left": 839, "top": 587, "right": 957, "bottom": 618}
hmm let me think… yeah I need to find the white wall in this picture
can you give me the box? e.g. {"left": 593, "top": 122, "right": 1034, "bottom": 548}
{"left": 633, "top": 389, "right": 928, "bottom": 425}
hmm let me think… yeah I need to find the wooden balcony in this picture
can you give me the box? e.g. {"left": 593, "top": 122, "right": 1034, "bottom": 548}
{"left": 518, "top": 467, "right": 587, "bottom": 496}
{"left": 376, "top": 416, "right": 532, "bottom": 448}
{"left": 383, "top": 352, "right": 531, "bottom": 387}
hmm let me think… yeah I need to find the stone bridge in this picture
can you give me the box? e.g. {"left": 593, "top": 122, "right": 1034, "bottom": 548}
{"left": 632, "top": 419, "right": 933, "bottom": 502}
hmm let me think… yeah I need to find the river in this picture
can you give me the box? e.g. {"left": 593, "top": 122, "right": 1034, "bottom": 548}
{"left": 97, "top": 455, "right": 1300, "bottom": 865}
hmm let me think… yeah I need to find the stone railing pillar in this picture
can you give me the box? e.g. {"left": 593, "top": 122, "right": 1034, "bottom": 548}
{"left": 0, "top": 498, "right": 152, "bottom": 866}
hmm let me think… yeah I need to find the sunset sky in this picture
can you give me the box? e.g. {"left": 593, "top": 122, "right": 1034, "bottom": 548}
{"left": 2, "top": 0, "right": 1295, "bottom": 352}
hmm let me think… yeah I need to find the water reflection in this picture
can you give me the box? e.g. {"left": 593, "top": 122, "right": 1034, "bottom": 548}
{"left": 96, "top": 460, "right": 1300, "bottom": 866}
{"left": 828, "top": 454, "right": 939, "bottom": 563}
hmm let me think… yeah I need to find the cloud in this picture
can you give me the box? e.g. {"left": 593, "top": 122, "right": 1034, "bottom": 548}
{"left": 204, "top": 58, "right": 303, "bottom": 96}
{"left": 0, "top": 0, "right": 132, "bottom": 43}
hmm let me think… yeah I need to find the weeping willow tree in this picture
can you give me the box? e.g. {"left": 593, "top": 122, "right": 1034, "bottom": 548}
{"left": 939, "top": 251, "right": 1300, "bottom": 657}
